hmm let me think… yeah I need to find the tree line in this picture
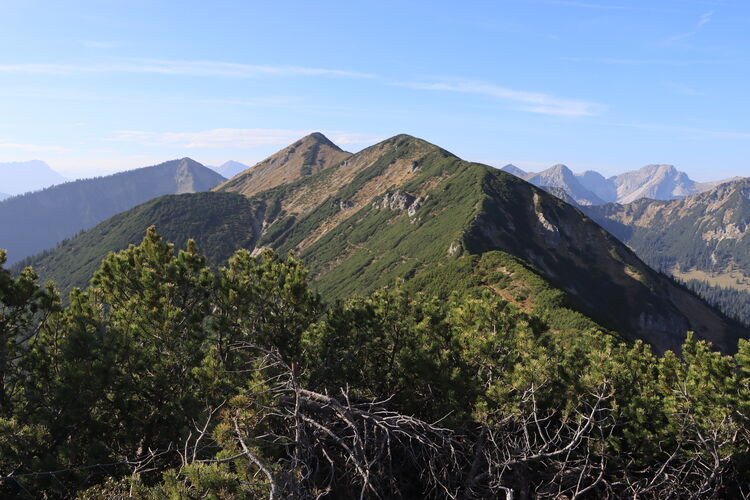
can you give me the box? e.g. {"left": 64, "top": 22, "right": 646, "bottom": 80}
{"left": 1, "top": 227, "right": 750, "bottom": 498}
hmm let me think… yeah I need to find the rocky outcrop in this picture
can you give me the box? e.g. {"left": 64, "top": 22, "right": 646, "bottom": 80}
{"left": 373, "top": 190, "right": 417, "bottom": 211}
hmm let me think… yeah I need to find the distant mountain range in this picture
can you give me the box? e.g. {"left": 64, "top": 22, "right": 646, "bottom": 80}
{"left": 0, "top": 192, "right": 8, "bottom": 201}
{"left": 19, "top": 132, "right": 745, "bottom": 353}
{"left": 502, "top": 163, "right": 740, "bottom": 205}
{"left": 209, "top": 160, "right": 251, "bottom": 179}
{"left": 2, "top": 158, "right": 225, "bottom": 265}
{"left": 0, "top": 160, "right": 67, "bottom": 196}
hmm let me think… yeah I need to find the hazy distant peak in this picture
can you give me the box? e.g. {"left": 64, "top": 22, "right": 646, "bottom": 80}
{"left": 210, "top": 160, "right": 251, "bottom": 180}
{"left": 220, "top": 160, "right": 247, "bottom": 169}
{"left": 639, "top": 164, "right": 676, "bottom": 174}
{"left": 517, "top": 161, "right": 743, "bottom": 206}
{"left": 0, "top": 160, "right": 67, "bottom": 195}
{"left": 613, "top": 164, "right": 696, "bottom": 203}
{"left": 549, "top": 163, "right": 572, "bottom": 173}
{"left": 527, "top": 164, "right": 604, "bottom": 205}
{"left": 576, "top": 170, "right": 617, "bottom": 203}
{"left": 577, "top": 170, "right": 607, "bottom": 181}
{"left": 501, "top": 164, "right": 528, "bottom": 178}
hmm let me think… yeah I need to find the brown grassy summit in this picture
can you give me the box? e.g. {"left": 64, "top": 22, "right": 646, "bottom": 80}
{"left": 213, "top": 132, "right": 351, "bottom": 197}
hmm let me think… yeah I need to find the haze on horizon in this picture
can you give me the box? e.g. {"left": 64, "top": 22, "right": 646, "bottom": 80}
{"left": 0, "top": 0, "right": 748, "bottom": 181}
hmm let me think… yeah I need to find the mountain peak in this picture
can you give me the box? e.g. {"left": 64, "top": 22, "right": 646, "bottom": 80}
{"left": 210, "top": 160, "right": 251, "bottom": 180}
{"left": 641, "top": 163, "right": 675, "bottom": 172}
{"left": 501, "top": 164, "right": 528, "bottom": 178}
{"left": 177, "top": 157, "right": 203, "bottom": 167}
{"left": 527, "top": 164, "right": 604, "bottom": 205}
{"left": 298, "top": 132, "right": 343, "bottom": 151}
{"left": 0, "top": 160, "right": 67, "bottom": 195}
{"left": 306, "top": 131, "right": 336, "bottom": 143}
{"left": 214, "top": 133, "right": 352, "bottom": 197}
{"left": 614, "top": 164, "right": 695, "bottom": 203}
{"left": 550, "top": 163, "right": 572, "bottom": 173}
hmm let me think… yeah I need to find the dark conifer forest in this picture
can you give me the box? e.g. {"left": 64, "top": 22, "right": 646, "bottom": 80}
{"left": 2, "top": 229, "right": 749, "bottom": 498}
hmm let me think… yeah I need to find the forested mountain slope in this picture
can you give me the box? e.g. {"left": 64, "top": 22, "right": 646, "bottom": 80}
{"left": 0, "top": 158, "right": 225, "bottom": 265}
{"left": 20, "top": 135, "right": 746, "bottom": 353}
{"left": 5, "top": 229, "right": 750, "bottom": 498}
{"left": 17, "top": 192, "right": 258, "bottom": 293}
{"left": 584, "top": 179, "right": 750, "bottom": 324}
{"left": 585, "top": 179, "right": 750, "bottom": 276}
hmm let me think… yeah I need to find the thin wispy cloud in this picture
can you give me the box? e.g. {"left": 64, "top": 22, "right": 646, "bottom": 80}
{"left": 562, "top": 56, "right": 733, "bottom": 66}
{"left": 535, "top": 0, "right": 630, "bottom": 10}
{"left": 531, "top": 0, "right": 677, "bottom": 12}
{"left": 0, "top": 141, "right": 74, "bottom": 153}
{"left": 664, "top": 82, "right": 704, "bottom": 97}
{"left": 667, "top": 11, "right": 713, "bottom": 42}
{"left": 613, "top": 121, "right": 750, "bottom": 141}
{"left": 110, "top": 128, "right": 383, "bottom": 149}
{"left": 0, "top": 59, "right": 374, "bottom": 79}
{"left": 81, "top": 40, "right": 124, "bottom": 49}
{"left": 398, "top": 80, "right": 604, "bottom": 117}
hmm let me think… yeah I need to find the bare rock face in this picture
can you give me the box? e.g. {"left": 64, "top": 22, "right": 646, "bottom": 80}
{"left": 372, "top": 190, "right": 427, "bottom": 224}
{"left": 532, "top": 193, "right": 561, "bottom": 243}
{"left": 174, "top": 158, "right": 197, "bottom": 194}
{"left": 613, "top": 165, "right": 694, "bottom": 203}
{"left": 373, "top": 190, "right": 416, "bottom": 211}
{"left": 448, "top": 240, "right": 462, "bottom": 255}
{"left": 408, "top": 195, "right": 427, "bottom": 218}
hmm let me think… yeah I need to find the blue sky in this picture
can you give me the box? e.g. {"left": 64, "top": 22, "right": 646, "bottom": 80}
{"left": 0, "top": 0, "right": 748, "bottom": 180}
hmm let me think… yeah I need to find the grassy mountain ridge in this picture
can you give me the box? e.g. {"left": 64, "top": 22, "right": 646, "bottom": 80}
{"left": 20, "top": 134, "right": 747, "bottom": 352}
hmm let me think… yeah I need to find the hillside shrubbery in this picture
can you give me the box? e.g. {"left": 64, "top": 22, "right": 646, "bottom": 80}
{"left": 2, "top": 229, "right": 750, "bottom": 498}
